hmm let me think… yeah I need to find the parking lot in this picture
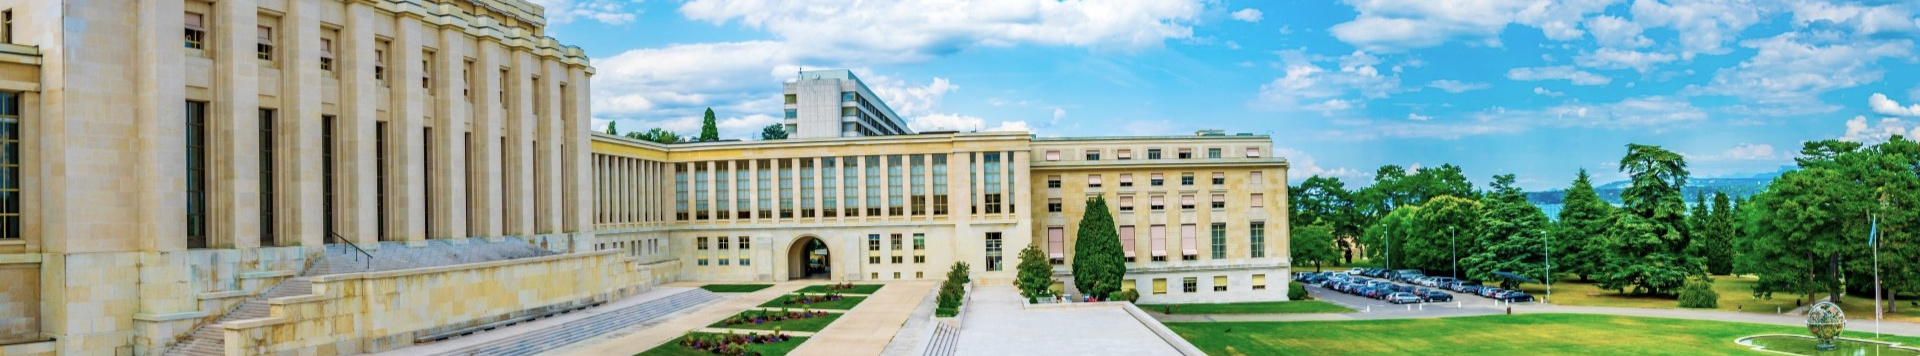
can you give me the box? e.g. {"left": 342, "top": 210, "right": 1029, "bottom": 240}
{"left": 1295, "top": 268, "right": 1534, "bottom": 314}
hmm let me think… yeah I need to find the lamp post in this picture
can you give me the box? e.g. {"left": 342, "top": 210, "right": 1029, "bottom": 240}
{"left": 1450, "top": 226, "right": 1457, "bottom": 280}
{"left": 1544, "top": 229, "right": 1552, "bottom": 304}
{"left": 1386, "top": 230, "right": 1392, "bottom": 271}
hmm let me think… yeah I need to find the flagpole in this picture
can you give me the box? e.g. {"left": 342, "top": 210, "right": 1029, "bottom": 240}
{"left": 1873, "top": 214, "right": 1881, "bottom": 338}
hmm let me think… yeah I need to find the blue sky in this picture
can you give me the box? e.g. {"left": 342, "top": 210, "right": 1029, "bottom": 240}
{"left": 545, "top": 0, "right": 1920, "bottom": 190}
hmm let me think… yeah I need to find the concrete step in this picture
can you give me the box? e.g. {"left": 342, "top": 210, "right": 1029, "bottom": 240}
{"left": 428, "top": 290, "right": 723, "bottom": 356}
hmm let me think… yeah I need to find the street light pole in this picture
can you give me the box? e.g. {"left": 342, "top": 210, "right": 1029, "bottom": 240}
{"left": 1544, "top": 229, "right": 1552, "bottom": 304}
{"left": 1450, "top": 227, "right": 1457, "bottom": 280}
{"left": 1386, "top": 230, "right": 1392, "bottom": 271}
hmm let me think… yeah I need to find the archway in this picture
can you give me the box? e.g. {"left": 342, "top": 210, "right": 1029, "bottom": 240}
{"left": 788, "top": 236, "right": 831, "bottom": 280}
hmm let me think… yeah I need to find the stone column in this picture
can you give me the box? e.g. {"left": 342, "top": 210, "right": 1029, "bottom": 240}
{"left": 430, "top": 25, "right": 468, "bottom": 241}
{"left": 535, "top": 59, "right": 562, "bottom": 236}
{"left": 213, "top": 0, "right": 261, "bottom": 249}
{"left": 284, "top": 0, "right": 324, "bottom": 247}
{"left": 566, "top": 65, "right": 592, "bottom": 242}
{"left": 341, "top": 2, "right": 379, "bottom": 247}
{"left": 391, "top": 15, "right": 426, "bottom": 246}
{"left": 136, "top": 0, "right": 187, "bottom": 252}
{"left": 470, "top": 34, "right": 503, "bottom": 239}
{"left": 506, "top": 49, "right": 535, "bottom": 237}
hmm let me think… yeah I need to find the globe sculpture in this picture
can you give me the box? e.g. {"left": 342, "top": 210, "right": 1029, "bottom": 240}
{"left": 1806, "top": 302, "right": 1847, "bottom": 351}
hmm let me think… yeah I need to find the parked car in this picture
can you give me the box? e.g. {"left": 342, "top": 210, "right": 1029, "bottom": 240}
{"left": 1420, "top": 290, "right": 1454, "bottom": 302}
{"left": 1478, "top": 288, "right": 1504, "bottom": 298}
{"left": 1501, "top": 292, "right": 1535, "bottom": 303}
{"left": 1456, "top": 285, "right": 1482, "bottom": 294}
{"left": 1388, "top": 292, "right": 1423, "bottom": 304}
{"left": 1348, "top": 267, "right": 1366, "bottom": 274}
{"left": 1430, "top": 277, "right": 1456, "bottom": 288}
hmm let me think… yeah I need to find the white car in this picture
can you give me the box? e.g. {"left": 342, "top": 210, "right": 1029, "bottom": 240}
{"left": 1388, "top": 292, "right": 1424, "bottom": 304}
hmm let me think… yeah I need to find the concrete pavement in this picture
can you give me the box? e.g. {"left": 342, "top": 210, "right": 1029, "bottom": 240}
{"left": 954, "top": 286, "right": 1180, "bottom": 356}
{"left": 788, "top": 281, "right": 937, "bottom": 356}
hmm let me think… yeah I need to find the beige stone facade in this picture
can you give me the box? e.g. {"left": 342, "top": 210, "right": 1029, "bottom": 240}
{"left": 0, "top": 0, "right": 597, "bottom": 354}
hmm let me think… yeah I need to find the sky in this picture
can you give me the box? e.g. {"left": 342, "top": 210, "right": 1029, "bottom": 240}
{"left": 539, "top": 0, "right": 1920, "bottom": 191}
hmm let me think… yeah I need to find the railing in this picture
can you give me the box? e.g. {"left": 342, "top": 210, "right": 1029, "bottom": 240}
{"left": 331, "top": 232, "right": 374, "bottom": 270}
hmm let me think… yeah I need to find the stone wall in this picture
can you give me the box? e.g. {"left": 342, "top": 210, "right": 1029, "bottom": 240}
{"left": 0, "top": 258, "right": 40, "bottom": 344}
{"left": 220, "top": 250, "right": 670, "bottom": 355}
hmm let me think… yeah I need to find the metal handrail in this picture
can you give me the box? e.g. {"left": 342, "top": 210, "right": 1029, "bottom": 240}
{"left": 330, "top": 232, "right": 373, "bottom": 269}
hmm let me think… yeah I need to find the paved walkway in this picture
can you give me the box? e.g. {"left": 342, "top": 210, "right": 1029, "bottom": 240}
{"left": 366, "top": 287, "right": 712, "bottom": 356}
{"left": 955, "top": 286, "right": 1178, "bottom": 356}
{"left": 790, "top": 281, "right": 937, "bottom": 356}
{"left": 878, "top": 286, "right": 942, "bottom": 356}
{"left": 544, "top": 281, "right": 808, "bottom": 356}
{"left": 1152, "top": 297, "right": 1920, "bottom": 338}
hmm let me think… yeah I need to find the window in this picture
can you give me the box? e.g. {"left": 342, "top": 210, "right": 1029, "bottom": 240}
{"left": 1251, "top": 222, "right": 1266, "bottom": 258}
{"left": 1150, "top": 225, "right": 1166, "bottom": 262}
{"left": 1251, "top": 171, "right": 1264, "bottom": 184}
{"left": 1246, "top": 147, "right": 1261, "bottom": 158}
{"left": 1048, "top": 198, "right": 1062, "bottom": 212}
{"left": 421, "top": 52, "right": 434, "bottom": 93}
{"left": 375, "top": 122, "right": 387, "bottom": 241}
{"left": 1181, "top": 173, "right": 1194, "bottom": 186}
{"left": 1147, "top": 149, "right": 1162, "bottom": 159}
{"left": 1252, "top": 274, "right": 1267, "bottom": 290}
{"left": 1117, "top": 149, "right": 1132, "bottom": 160}
{"left": 1, "top": 10, "right": 12, "bottom": 44}
{"left": 784, "top": 109, "right": 797, "bottom": 119}
{"left": 1181, "top": 195, "right": 1195, "bottom": 210}
{"left": 1150, "top": 173, "right": 1164, "bottom": 187}
{"left": 1045, "top": 150, "right": 1060, "bottom": 161}
{"left": 739, "top": 236, "right": 751, "bottom": 266}
{"left": 374, "top": 48, "right": 387, "bottom": 83}
{"left": 1211, "top": 194, "right": 1226, "bottom": 209}
{"left": 891, "top": 234, "right": 904, "bottom": 264}
{"left": 1085, "top": 150, "right": 1100, "bottom": 161}
{"left": 869, "top": 234, "right": 882, "bottom": 264}
{"left": 1119, "top": 225, "right": 1136, "bottom": 261}
{"left": 1150, "top": 196, "right": 1164, "bottom": 211}
{"left": 186, "top": 101, "right": 209, "bottom": 248}
{"left": 1212, "top": 172, "right": 1226, "bottom": 185}
{"left": 319, "top": 38, "right": 335, "bottom": 71}
{"left": 1213, "top": 276, "right": 1228, "bottom": 291}
{"left": 1178, "top": 148, "right": 1193, "bottom": 159}
{"left": 696, "top": 237, "right": 709, "bottom": 266}
{"left": 1118, "top": 196, "right": 1133, "bottom": 212}
{"left": 842, "top": 91, "right": 855, "bottom": 102}
{"left": 1087, "top": 174, "right": 1102, "bottom": 188}
{"left": 1152, "top": 278, "right": 1168, "bottom": 294}
{"left": 0, "top": 93, "right": 18, "bottom": 239}
{"left": 1181, "top": 224, "right": 1197, "bottom": 261}
{"left": 1207, "top": 148, "right": 1222, "bottom": 159}
{"left": 1183, "top": 277, "right": 1198, "bottom": 293}
{"left": 1046, "top": 175, "right": 1060, "bottom": 188}
{"left": 1047, "top": 227, "right": 1065, "bottom": 265}
{"left": 322, "top": 116, "right": 336, "bottom": 241}
{"left": 1123, "top": 279, "right": 1136, "bottom": 292}
{"left": 256, "top": 26, "right": 274, "bottom": 60}
{"left": 1211, "top": 223, "right": 1227, "bottom": 259}
{"left": 259, "top": 109, "right": 277, "bottom": 246}
{"left": 718, "top": 236, "right": 730, "bottom": 250}
{"left": 914, "top": 233, "right": 926, "bottom": 263}
{"left": 1251, "top": 193, "right": 1265, "bottom": 208}
{"left": 184, "top": 12, "right": 206, "bottom": 50}
{"left": 985, "top": 232, "right": 1004, "bottom": 271}
{"left": 1119, "top": 174, "right": 1133, "bottom": 187}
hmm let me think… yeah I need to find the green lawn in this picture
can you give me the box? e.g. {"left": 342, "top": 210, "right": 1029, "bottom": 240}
{"left": 1139, "top": 300, "right": 1352, "bottom": 315}
{"left": 636, "top": 334, "right": 808, "bottom": 356}
{"left": 1506, "top": 275, "right": 1920, "bottom": 323}
{"left": 708, "top": 312, "right": 842, "bottom": 332}
{"left": 793, "top": 284, "right": 885, "bottom": 294}
{"left": 1166, "top": 313, "right": 1920, "bottom": 356}
{"left": 757, "top": 294, "right": 868, "bottom": 310}
{"left": 699, "top": 284, "right": 775, "bottom": 293}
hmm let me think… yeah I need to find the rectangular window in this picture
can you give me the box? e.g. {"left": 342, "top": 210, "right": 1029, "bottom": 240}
{"left": 782, "top": 159, "right": 796, "bottom": 218}
{"left": 1047, "top": 198, "right": 1062, "bottom": 213}
{"left": 1119, "top": 225, "right": 1135, "bottom": 260}
{"left": 913, "top": 233, "right": 926, "bottom": 263}
{"left": 869, "top": 234, "right": 882, "bottom": 264}
{"left": 1, "top": 10, "right": 12, "bottom": 44}
{"left": 1118, "top": 196, "right": 1133, "bottom": 212}
{"left": 1211, "top": 194, "right": 1226, "bottom": 209}
{"left": 1150, "top": 173, "right": 1164, "bottom": 187}
{"left": 985, "top": 232, "right": 1003, "bottom": 271}
{"left": 1150, "top": 196, "right": 1164, "bottom": 211}
{"left": 717, "top": 236, "right": 730, "bottom": 250}
{"left": 1117, "top": 149, "right": 1132, "bottom": 160}
{"left": 1207, "top": 148, "right": 1222, "bottom": 159}
{"left": 374, "top": 48, "right": 387, "bottom": 83}
{"left": 1045, "top": 150, "right": 1059, "bottom": 161}
{"left": 376, "top": 122, "right": 388, "bottom": 241}
{"left": 1183, "top": 277, "right": 1198, "bottom": 293}
{"left": 322, "top": 116, "right": 336, "bottom": 242}
{"left": 1214, "top": 276, "right": 1228, "bottom": 291}
{"left": 1181, "top": 195, "right": 1195, "bottom": 210}
{"left": 320, "top": 38, "right": 335, "bottom": 71}
{"left": 1178, "top": 148, "right": 1192, "bottom": 159}
{"left": 1147, "top": 149, "right": 1162, "bottom": 160}
{"left": 696, "top": 237, "right": 709, "bottom": 266}
{"left": 185, "top": 101, "right": 208, "bottom": 248}
{"left": 1251, "top": 222, "right": 1266, "bottom": 258}
{"left": 1251, "top": 171, "right": 1264, "bottom": 184}
{"left": 1251, "top": 193, "right": 1265, "bottom": 208}
{"left": 1212, "top": 172, "right": 1226, "bottom": 185}
{"left": 1181, "top": 173, "right": 1194, "bottom": 186}
{"left": 784, "top": 109, "right": 797, "bottom": 119}
{"left": 887, "top": 155, "right": 903, "bottom": 216}
{"left": 1119, "top": 174, "right": 1133, "bottom": 187}
{"left": 1084, "top": 150, "right": 1100, "bottom": 161}
{"left": 259, "top": 109, "right": 277, "bottom": 246}
{"left": 842, "top": 91, "right": 855, "bottom": 102}
{"left": 675, "top": 163, "right": 688, "bottom": 220}
{"left": 1152, "top": 278, "right": 1167, "bottom": 295}
{"left": 1046, "top": 175, "right": 1060, "bottom": 188}
{"left": 422, "top": 128, "right": 432, "bottom": 239}
{"left": 184, "top": 12, "right": 206, "bottom": 50}
{"left": 891, "top": 233, "right": 904, "bottom": 253}
{"left": 1211, "top": 223, "right": 1226, "bottom": 259}
{"left": 1087, "top": 174, "right": 1102, "bottom": 188}
{"left": 1149, "top": 225, "right": 1166, "bottom": 261}
{"left": 256, "top": 26, "right": 274, "bottom": 60}
{"left": 1246, "top": 147, "right": 1261, "bottom": 158}
{"left": 739, "top": 237, "right": 751, "bottom": 265}
{"left": 0, "top": 93, "right": 17, "bottom": 239}
{"left": 1252, "top": 274, "right": 1267, "bottom": 290}
{"left": 1047, "top": 227, "right": 1065, "bottom": 265}
{"left": 934, "top": 155, "right": 949, "bottom": 215}
{"left": 1181, "top": 224, "right": 1197, "bottom": 261}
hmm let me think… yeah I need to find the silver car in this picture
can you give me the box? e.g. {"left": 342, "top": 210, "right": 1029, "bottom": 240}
{"left": 1388, "top": 292, "right": 1423, "bottom": 304}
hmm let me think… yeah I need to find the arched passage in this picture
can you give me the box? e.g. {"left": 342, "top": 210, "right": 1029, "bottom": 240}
{"left": 788, "top": 236, "right": 831, "bottom": 280}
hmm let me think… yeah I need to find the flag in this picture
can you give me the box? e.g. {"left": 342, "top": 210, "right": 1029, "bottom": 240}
{"left": 1870, "top": 215, "right": 1878, "bottom": 246}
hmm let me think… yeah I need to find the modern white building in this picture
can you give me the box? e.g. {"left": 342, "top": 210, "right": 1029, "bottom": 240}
{"left": 781, "top": 69, "right": 912, "bottom": 139}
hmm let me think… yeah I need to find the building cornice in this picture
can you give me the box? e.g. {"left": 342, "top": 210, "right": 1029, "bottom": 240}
{"left": 364, "top": 0, "right": 592, "bottom": 69}
{"left": 1030, "top": 158, "right": 1290, "bottom": 170}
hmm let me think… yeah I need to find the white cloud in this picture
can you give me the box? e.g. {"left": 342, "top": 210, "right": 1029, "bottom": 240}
{"left": 1328, "top": 96, "right": 1703, "bottom": 140}
{"left": 1584, "top": 15, "right": 1650, "bottom": 48}
{"left": 1790, "top": 1, "right": 1920, "bottom": 36}
{"left": 1427, "top": 80, "right": 1491, "bottom": 93}
{"left": 1327, "top": 0, "right": 1618, "bottom": 51}
{"left": 1687, "top": 143, "right": 1778, "bottom": 161}
{"left": 1841, "top": 116, "right": 1920, "bottom": 143}
{"left": 679, "top": 0, "right": 1209, "bottom": 60}
{"left": 1225, "top": 41, "right": 1242, "bottom": 50}
{"left": 1870, "top": 93, "right": 1920, "bottom": 117}
{"left": 1533, "top": 87, "right": 1565, "bottom": 97}
{"left": 1691, "top": 32, "right": 1915, "bottom": 116}
{"left": 860, "top": 74, "right": 957, "bottom": 118}
{"left": 908, "top": 113, "right": 1030, "bottom": 133}
{"left": 1407, "top": 113, "right": 1432, "bottom": 121}
{"left": 1574, "top": 48, "right": 1677, "bottom": 72}
{"left": 1539, "top": 96, "right": 1706, "bottom": 129}
{"left": 1628, "top": 0, "right": 1772, "bottom": 59}
{"left": 1232, "top": 8, "right": 1264, "bottom": 23}
{"left": 1273, "top": 147, "right": 1371, "bottom": 183}
{"left": 1052, "top": 108, "right": 1068, "bottom": 121}
{"left": 1506, "top": 65, "right": 1611, "bottom": 85}
{"left": 1253, "top": 50, "right": 1404, "bottom": 112}
{"left": 531, "top": 0, "right": 641, "bottom": 25}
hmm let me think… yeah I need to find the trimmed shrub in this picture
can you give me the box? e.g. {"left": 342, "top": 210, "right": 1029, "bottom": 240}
{"left": 1288, "top": 281, "right": 1311, "bottom": 301}
{"left": 1677, "top": 277, "right": 1718, "bottom": 309}
{"left": 1112, "top": 289, "right": 1140, "bottom": 303}
{"left": 947, "top": 262, "right": 971, "bottom": 285}
{"left": 1016, "top": 245, "right": 1055, "bottom": 300}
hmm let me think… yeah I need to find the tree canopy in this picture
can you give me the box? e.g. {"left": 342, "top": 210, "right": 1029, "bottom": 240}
{"left": 761, "top": 124, "right": 788, "bottom": 140}
{"left": 1597, "top": 144, "right": 1703, "bottom": 295}
{"left": 698, "top": 108, "right": 720, "bottom": 142}
{"left": 1071, "top": 196, "right": 1126, "bottom": 299}
{"left": 1291, "top": 222, "right": 1338, "bottom": 272}
{"left": 1555, "top": 169, "right": 1616, "bottom": 282}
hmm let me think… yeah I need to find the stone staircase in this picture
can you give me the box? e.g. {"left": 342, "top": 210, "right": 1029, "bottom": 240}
{"left": 923, "top": 322, "right": 960, "bottom": 356}
{"left": 428, "top": 289, "right": 724, "bottom": 356}
{"left": 162, "top": 277, "right": 314, "bottom": 356}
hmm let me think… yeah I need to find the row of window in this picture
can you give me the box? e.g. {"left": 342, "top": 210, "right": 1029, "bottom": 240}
{"left": 1044, "top": 147, "right": 1262, "bottom": 161}
{"left": 0, "top": 92, "right": 20, "bottom": 239}
{"left": 184, "top": 11, "right": 539, "bottom": 103}
{"left": 599, "top": 238, "right": 664, "bottom": 258}
{"left": 866, "top": 233, "right": 929, "bottom": 264}
{"left": 1048, "top": 193, "right": 1266, "bottom": 212}
{"left": 1044, "top": 222, "right": 1267, "bottom": 265}
{"left": 1047, "top": 171, "right": 1264, "bottom": 189}
{"left": 1140, "top": 274, "right": 1270, "bottom": 295}
{"left": 658, "top": 152, "right": 1022, "bottom": 222}
{"left": 694, "top": 236, "right": 751, "bottom": 266}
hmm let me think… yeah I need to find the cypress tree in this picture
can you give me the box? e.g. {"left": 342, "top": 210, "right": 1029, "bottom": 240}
{"left": 1071, "top": 196, "right": 1126, "bottom": 300}
{"left": 699, "top": 108, "right": 720, "bottom": 142}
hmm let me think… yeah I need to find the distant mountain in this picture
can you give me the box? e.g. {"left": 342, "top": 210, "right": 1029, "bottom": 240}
{"left": 1526, "top": 166, "right": 1793, "bottom": 208}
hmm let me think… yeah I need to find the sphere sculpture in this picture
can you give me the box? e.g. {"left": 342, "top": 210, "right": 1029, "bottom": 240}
{"left": 1806, "top": 302, "right": 1847, "bottom": 351}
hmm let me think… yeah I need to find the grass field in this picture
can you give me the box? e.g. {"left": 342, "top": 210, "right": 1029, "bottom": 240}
{"left": 1139, "top": 300, "right": 1352, "bottom": 315}
{"left": 1166, "top": 313, "right": 1920, "bottom": 356}
{"left": 794, "top": 284, "right": 884, "bottom": 294}
{"left": 1507, "top": 276, "right": 1920, "bottom": 322}
{"left": 698, "top": 284, "right": 775, "bottom": 293}
{"left": 635, "top": 334, "right": 808, "bottom": 356}
{"left": 757, "top": 295, "right": 868, "bottom": 310}
{"left": 708, "top": 312, "right": 842, "bottom": 332}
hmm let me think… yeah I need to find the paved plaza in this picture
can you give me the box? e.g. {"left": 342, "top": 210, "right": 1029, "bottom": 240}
{"left": 954, "top": 286, "right": 1182, "bottom": 356}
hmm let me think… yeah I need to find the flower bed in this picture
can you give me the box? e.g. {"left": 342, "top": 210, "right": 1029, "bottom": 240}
{"left": 794, "top": 283, "right": 884, "bottom": 294}
{"left": 755, "top": 293, "right": 867, "bottom": 310}
{"left": 636, "top": 331, "right": 805, "bottom": 356}
{"left": 709, "top": 309, "right": 842, "bottom": 332}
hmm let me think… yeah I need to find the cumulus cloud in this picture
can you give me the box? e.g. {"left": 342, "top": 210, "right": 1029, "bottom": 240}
{"left": 1327, "top": 0, "right": 1615, "bottom": 51}
{"left": 908, "top": 113, "right": 1031, "bottom": 133}
{"left": 1629, "top": 0, "right": 1770, "bottom": 59}
{"left": 1052, "top": 108, "right": 1067, "bottom": 121}
{"left": 531, "top": 0, "right": 641, "bottom": 25}
{"left": 1231, "top": 8, "right": 1263, "bottom": 23}
{"left": 1407, "top": 112, "right": 1432, "bottom": 121}
{"left": 1870, "top": 93, "right": 1920, "bottom": 117}
{"left": 1253, "top": 50, "right": 1404, "bottom": 113}
{"left": 1507, "top": 65, "right": 1611, "bottom": 85}
{"left": 1539, "top": 96, "right": 1706, "bottom": 129}
{"left": 1842, "top": 116, "right": 1920, "bottom": 143}
{"left": 1533, "top": 87, "right": 1565, "bottom": 97}
{"left": 1790, "top": 1, "right": 1920, "bottom": 36}
{"left": 1584, "top": 14, "right": 1650, "bottom": 48}
{"left": 1691, "top": 32, "right": 1914, "bottom": 116}
{"left": 679, "top": 0, "right": 1209, "bottom": 59}
{"left": 860, "top": 75, "right": 958, "bottom": 118}
{"left": 1427, "top": 80, "right": 1490, "bottom": 93}
{"left": 1274, "top": 147, "right": 1371, "bottom": 183}
{"left": 1687, "top": 143, "right": 1778, "bottom": 161}
{"left": 1574, "top": 48, "right": 1677, "bottom": 72}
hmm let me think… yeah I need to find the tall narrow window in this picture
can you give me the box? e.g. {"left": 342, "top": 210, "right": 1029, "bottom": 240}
{"left": 985, "top": 232, "right": 1003, "bottom": 271}
{"left": 0, "top": 92, "right": 20, "bottom": 239}
{"left": 1210, "top": 223, "right": 1226, "bottom": 259}
{"left": 423, "top": 127, "right": 433, "bottom": 238}
{"left": 323, "top": 115, "right": 336, "bottom": 243}
{"left": 1118, "top": 225, "right": 1136, "bottom": 261}
{"left": 319, "top": 38, "right": 335, "bottom": 71}
{"left": 890, "top": 233, "right": 904, "bottom": 264}
{"left": 186, "top": 101, "right": 209, "bottom": 248}
{"left": 1250, "top": 221, "right": 1266, "bottom": 258}
{"left": 1047, "top": 227, "right": 1065, "bottom": 265}
{"left": 184, "top": 12, "right": 206, "bottom": 50}
{"left": 1, "top": 10, "right": 12, "bottom": 44}
{"left": 887, "top": 155, "right": 903, "bottom": 216}
{"left": 256, "top": 26, "right": 273, "bottom": 60}
{"left": 374, "top": 48, "right": 387, "bottom": 83}
{"left": 913, "top": 233, "right": 926, "bottom": 263}
{"left": 376, "top": 122, "right": 389, "bottom": 241}
{"left": 868, "top": 234, "right": 881, "bottom": 264}
{"left": 259, "top": 109, "right": 277, "bottom": 246}
{"left": 932, "top": 155, "right": 948, "bottom": 215}
{"left": 675, "top": 163, "right": 688, "bottom": 220}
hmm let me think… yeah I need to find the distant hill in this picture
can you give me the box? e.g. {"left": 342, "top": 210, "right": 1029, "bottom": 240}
{"left": 1527, "top": 166, "right": 1791, "bottom": 216}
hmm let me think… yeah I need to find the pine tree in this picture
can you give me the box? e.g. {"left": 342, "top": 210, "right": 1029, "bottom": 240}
{"left": 761, "top": 124, "right": 788, "bottom": 140}
{"left": 605, "top": 121, "right": 618, "bottom": 136}
{"left": 1555, "top": 169, "right": 1614, "bottom": 282}
{"left": 1071, "top": 196, "right": 1126, "bottom": 300}
{"left": 1705, "top": 192, "right": 1736, "bottom": 275}
{"left": 1015, "top": 245, "right": 1054, "bottom": 300}
{"left": 698, "top": 108, "right": 720, "bottom": 142}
